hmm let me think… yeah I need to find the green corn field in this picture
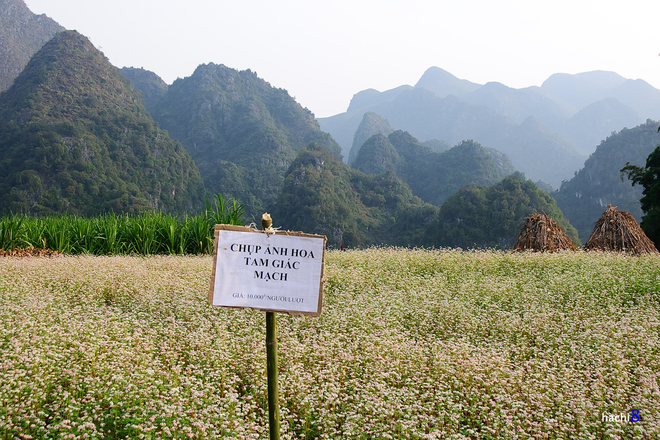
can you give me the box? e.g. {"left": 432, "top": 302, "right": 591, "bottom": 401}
{"left": 0, "top": 194, "right": 245, "bottom": 255}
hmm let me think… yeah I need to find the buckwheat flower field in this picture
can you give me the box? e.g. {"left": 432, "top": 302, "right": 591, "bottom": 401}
{"left": 1, "top": 249, "right": 659, "bottom": 439}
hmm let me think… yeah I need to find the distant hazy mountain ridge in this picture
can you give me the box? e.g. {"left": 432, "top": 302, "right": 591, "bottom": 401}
{"left": 414, "top": 66, "right": 480, "bottom": 98}
{"left": 320, "top": 67, "right": 660, "bottom": 188}
{"left": 0, "top": 0, "right": 64, "bottom": 91}
{"left": 321, "top": 84, "right": 584, "bottom": 187}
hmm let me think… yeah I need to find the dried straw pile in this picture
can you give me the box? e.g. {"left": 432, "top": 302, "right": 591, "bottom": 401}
{"left": 0, "top": 247, "right": 63, "bottom": 257}
{"left": 584, "top": 205, "right": 658, "bottom": 255}
{"left": 512, "top": 214, "right": 577, "bottom": 252}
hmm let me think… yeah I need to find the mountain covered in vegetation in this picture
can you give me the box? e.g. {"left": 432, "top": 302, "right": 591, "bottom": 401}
{"left": 274, "top": 149, "right": 578, "bottom": 250}
{"left": 554, "top": 119, "right": 660, "bottom": 241}
{"left": 429, "top": 173, "right": 579, "bottom": 249}
{"left": 141, "top": 63, "right": 342, "bottom": 217}
{"left": 120, "top": 67, "right": 168, "bottom": 111}
{"left": 0, "top": 4, "right": 621, "bottom": 250}
{"left": 272, "top": 144, "right": 438, "bottom": 248}
{"left": 347, "top": 112, "right": 394, "bottom": 165}
{"left": 0, "top": 0, "right": 64, "bottom": 91}
{"left": 0, "top": 31, "right": 204, "bottom": 216}
{"left": 320, "top": 67, "right": 660, "bottom": 188}
{"left": 353, "top": 131, "right": 517, "bottom": 206}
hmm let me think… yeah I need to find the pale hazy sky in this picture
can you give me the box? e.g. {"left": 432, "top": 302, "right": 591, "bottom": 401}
{"left": 23, "top": 0, "right": 660, "bottom": 118}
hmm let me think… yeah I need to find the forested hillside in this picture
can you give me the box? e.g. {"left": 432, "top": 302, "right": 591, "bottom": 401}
{"left": 0, "top": 3, "right": 613, "bottom": 249}
{"left": 120, "top": 67, "right": 168, "bottom": 111}
{"left": 272, "top": 144, "right": 438, "bottom": 248}
{"left": 353, "top": 131, "right": 516, "bottom": 206}
{"left": 554, "top": 119, "right": 660, "bottom": 241}
{"left": 144, "top": 63, "right": 342, "bottom": 217}
{"left": 429, "top": 173, "right": 579, "bottom": 249}
{"left": 0, "top": 31, "right": 205, "bottom": 216}
{"left": 347, "top": 112, "right": 394, "bottom": 165}
{"left": 0, "top": 0, "right": 64, "bottom": 91}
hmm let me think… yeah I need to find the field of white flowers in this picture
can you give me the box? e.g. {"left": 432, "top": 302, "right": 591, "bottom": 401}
{"left": 0, "top": 249, "right": 659, "bottom": 439}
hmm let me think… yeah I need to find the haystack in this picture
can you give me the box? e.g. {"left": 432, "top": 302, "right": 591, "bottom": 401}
{"left": 584, "top": 205, "right": 658, "bottom": 255}
{"left": 512, "top": 214, "right": 578, "bottom": 252}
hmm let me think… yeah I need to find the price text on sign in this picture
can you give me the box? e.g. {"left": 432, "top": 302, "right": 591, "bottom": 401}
{"left": 208, "top": 225, "right": 326, "bottom": 316}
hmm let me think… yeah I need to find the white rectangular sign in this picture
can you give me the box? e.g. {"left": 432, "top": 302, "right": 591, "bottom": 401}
{"left": 208, "top": 225, "right": 326, "bottom": 316}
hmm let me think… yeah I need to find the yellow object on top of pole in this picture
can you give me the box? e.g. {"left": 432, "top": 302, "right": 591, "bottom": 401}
{"left": 261, "top": 212, "right": 273, "bottom": 231}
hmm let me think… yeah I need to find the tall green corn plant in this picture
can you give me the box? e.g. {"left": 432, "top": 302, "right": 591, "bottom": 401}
{"left": 226, "top": 198, "right": 245, "bottom": 225}
{"left": 205, "top": 193, "right": 245, "bottom": 226}
{"left": 184, "top": 214, "right": 213, "bottom": 254}
{"left": 124, "top": 212, "right": 160, "bottom": 255}
{"left": 118, "top": 213, "right": 137, "bottom": 255}
{"left": 0, "top": 215, "right": 25, "bottom": 251}
{"left": 22, "top": 217, "right": 46, "bottom": 250}
{"left": 42, "top": 216, "right": 72, "bottom": 254}
{"left": 157, "top": 213, "right": 181, "bottom": 255}
{"left": 203, "top": 193, "right": 245, "bottom": 252}
{"left": 68, "top": 215, "right": 98, "bottom": 254}
{"left": 99, "top": 213, "right": 124, "bottom": 255}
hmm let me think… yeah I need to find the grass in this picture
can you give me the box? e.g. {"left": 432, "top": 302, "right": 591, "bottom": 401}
{"left": 0, "top": 194, "right": 245, "bottom": 256}
{"left": 0, "top": 248, "right": 658, "bottom": 439}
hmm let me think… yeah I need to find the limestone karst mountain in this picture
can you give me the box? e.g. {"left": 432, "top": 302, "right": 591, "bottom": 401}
{"left": 320, "top": 67, "right": 660, "bottom": 188}
{"left": 144, "top": 63, "right": 342, "bottom": 216}
{"left": 272, "top": 144, "right": 438, "bottom": 248}
{"left": 120, "top": 67, "right": 168, "bottom": 111}
{"left": 0, "top": 31, "right": 204, "bottom": 215}
{"left": 0, "top": 0, "right": 64, "bottom": 91}
{"left": 347, "top": 112, "right": 395, "bottom": 166}
{"left": 428, "top": 173, "right": 580, "bottom": 249}
{"left": 353, "top": 130, "right": 517, "bottom": 206}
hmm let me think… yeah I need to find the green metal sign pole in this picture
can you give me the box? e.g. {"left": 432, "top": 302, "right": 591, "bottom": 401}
{"left": 266, "top": 311, "right": 280, "bottom": 440}
{"left": 262, "top": 213, "right": 280, "bottom": 440}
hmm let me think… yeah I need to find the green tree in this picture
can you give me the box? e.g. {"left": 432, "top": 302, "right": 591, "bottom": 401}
{"left": 621, "top": 128, "right": 660, "bottom": 246}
